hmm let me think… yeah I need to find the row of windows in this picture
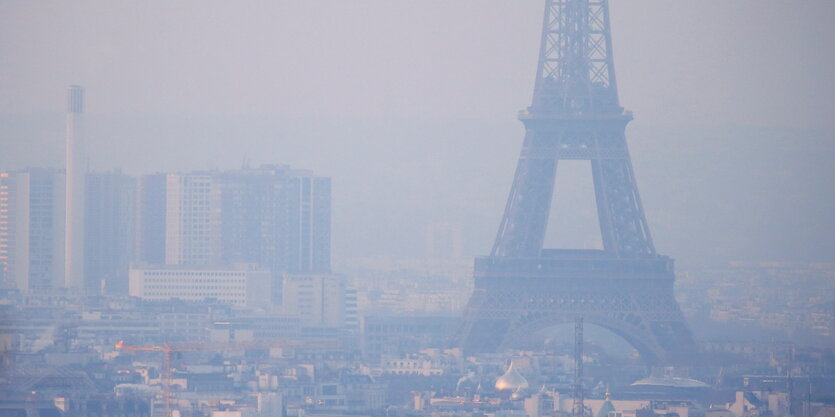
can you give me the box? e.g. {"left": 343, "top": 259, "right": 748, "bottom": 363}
{"left": 145, "top": 277, "right": 245, "bottom": 283}
{"left": 145, "top": 285, "right": 245, "bottom": 291}
{"left": 142, "top": 272, "right": 246, "bottom": 278}
{"left": 144, "top": 279, "right": 245, "bottom": 285}
{"left": 145, "top": 293, "right": 245, "bottom": 304}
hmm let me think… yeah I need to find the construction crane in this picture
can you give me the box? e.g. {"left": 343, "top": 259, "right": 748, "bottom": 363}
{"left": 115, "top": 338, "right": 339, "bottom": 417}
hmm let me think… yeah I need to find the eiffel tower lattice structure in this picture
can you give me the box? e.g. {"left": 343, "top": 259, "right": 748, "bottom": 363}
{"left": 454, "top": 0, "right": 697, "bottom": 365}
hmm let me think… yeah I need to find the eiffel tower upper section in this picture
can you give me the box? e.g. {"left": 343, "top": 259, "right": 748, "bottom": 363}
{"left": 491, "top": 0, "right": 656, "bottom": 261}
{"left": 529, "top": 0, "right": 623, "bottom": 116}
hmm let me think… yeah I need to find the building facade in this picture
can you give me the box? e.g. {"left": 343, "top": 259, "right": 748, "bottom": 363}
{"left": 135, "top": 166, "right": 331, "bottom": 277}
{"left": 165, "top": 173, "right": 222, "bottom": 266}
{"left": 134, "top": 173, "right": 166, "bottom": 265}
{"left": 281, "top": 274, "right": 346, "bottom": 327}
{"left": 0, "top": 169, "right": 66, "bottom": 292}
{"left": 128, "top": 265, "right": 271, "bottom": 308}
{"left": 219, "top": 165, "right": 331, "bottom": 274}
{"left": 84, "top": 171, "right": 135, "bottom": 294}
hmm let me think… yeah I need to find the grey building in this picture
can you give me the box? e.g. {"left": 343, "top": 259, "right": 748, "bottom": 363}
{"left": 133, "top": 165, "right": 331, "bottom": 283}
{"left": 134, "top": 173, "right": 166, "bottom": 265}
{"left": 84, "top": 170, "right": 135, "bottom": 294}
{"left": 219, "top": 165, "right": 331, "bottom": 274}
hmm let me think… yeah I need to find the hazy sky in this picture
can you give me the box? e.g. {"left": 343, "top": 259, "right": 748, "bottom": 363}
{"left": 1, "top": 1, "right": 833, "bottom": 265}
{"left": 2, "top": 0, "right": 833, "bottom": 127}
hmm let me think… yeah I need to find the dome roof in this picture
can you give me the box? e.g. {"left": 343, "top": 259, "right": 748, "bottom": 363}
{"left": 495, "top": 362, "right": 529, "bottom": 391}
{"left": 597, "top": 399, "right": 616, "bottom": 417}
{"left": 597, "top": 387, "right": 615, "bottom": 417}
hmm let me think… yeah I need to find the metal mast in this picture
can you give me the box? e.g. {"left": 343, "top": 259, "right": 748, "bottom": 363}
{"left": 573, "top": 317, "right": 585, "bottom": 417}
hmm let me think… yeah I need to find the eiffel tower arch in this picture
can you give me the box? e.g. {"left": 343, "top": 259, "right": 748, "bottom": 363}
{"left": 454, "top": 0, "right": 697, "bottom": 365}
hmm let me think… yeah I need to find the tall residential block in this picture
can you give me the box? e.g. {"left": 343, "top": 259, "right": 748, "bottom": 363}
{"left": 0, "top": 169, "right": 66, "bottom": 292}
{"left": 164, "top": 174, "right": 222, "bottom": 266}
{"left": 219, "top": 165, "right": 331, "bottom": 274}
{"left": 135, "top": 166, "right": 331, "bottom": 277}
{"left": 64, "top": 85, "right": 85, "bottom": 290}
{"left": 135, "top": 174, "right": 167, "bottom": 265}
{"left": 85, "top": 171, "right": 135, "bottom": 294}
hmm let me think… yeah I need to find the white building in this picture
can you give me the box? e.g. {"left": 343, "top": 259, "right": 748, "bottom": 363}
{"left": 165, "top": 174, "right": 222, "bottom": 266}
{"left": 282, "top": 274, "right": 346, "bottom": 327}
{"left": 129, "top": 265, "right": 270, "bottom": 308}
{"left": 0, "top": 169, "right": 66, "bottom": 292}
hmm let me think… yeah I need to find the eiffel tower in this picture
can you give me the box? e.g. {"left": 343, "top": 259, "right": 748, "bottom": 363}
{"left": 455, "top": 0, "right": 696, "bottom": 365}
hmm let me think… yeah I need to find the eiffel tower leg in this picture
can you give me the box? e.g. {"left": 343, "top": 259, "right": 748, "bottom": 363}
{"left": 592, "top": 155, "right": 655, "bottom": 256}
{"left": 492, "top": 131, "right": 557, "bottom": 258}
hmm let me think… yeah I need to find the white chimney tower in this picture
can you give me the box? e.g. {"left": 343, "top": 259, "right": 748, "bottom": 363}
{"left": 65, "top": 85, "right": 85, "bottom": 291}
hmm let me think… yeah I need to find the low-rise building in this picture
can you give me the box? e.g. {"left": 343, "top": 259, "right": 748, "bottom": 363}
{"left": 128, "top": 265, "right": 271, "bottom": 309}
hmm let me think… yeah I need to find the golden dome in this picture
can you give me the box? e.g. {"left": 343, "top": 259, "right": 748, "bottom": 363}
{"left": 495, "top": 362, "right": 529, "bottom": 391}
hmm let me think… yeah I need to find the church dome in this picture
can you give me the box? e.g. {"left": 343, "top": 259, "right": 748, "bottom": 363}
{"left": 597, "top": 391, "right": 616, "bottom": 417}
{"left": 495, "top": 362, "right": 529, "bottom": 391}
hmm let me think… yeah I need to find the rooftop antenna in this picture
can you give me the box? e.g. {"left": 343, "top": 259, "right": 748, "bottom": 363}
{"left": 573, "top": 317, "right": 585, "bottom": 417}
{"left": 788, "top": 344, "right": 795, "bottom": 417}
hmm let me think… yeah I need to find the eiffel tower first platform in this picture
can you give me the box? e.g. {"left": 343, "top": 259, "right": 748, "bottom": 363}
{"left": 455, "top": 0, "right": 696, "bottom": 365}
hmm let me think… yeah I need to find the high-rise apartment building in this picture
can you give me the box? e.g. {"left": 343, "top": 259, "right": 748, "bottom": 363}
{"left": 135, "top": 174, "right": 167, "bottom": 265}
{"left": 220, "top": 165, "right": 331, "bottom": 274}
{"left": 135, "top": 166, "right": 331, "bottom": 278}
{"left": 0, "top": 169, "right": 66, "bottom": 292}
{"left": 286, "top": 170, "right": 331, "bottom": 274}
{"left": 65, "top": 85, "right": 85, "bottom": 291}
{"left": 164, "top": 174, "right": 222, "bottom": 266}
{"left": 84, "top": 171, "right": 135, "bottom": 294}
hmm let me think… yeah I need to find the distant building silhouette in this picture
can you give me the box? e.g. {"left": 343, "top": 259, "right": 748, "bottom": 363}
{"left": 134, "top": 165, "right": 331, "bottom": 274}
{"left": 84, "top": 170, "right": 135, "bottom": 294}
{"left": 134, "top": 173, "right": 167, "bottom": 265}
{"left": 0, "top": 168, "right": 66, "bottom": 292}
{"left": 219, "top": 165, "right": 331, "bottom": 274}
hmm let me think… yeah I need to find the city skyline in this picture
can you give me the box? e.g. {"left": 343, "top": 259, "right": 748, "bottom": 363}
{"left": 0, "top": 1, "right": 834, "bottom": 416}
